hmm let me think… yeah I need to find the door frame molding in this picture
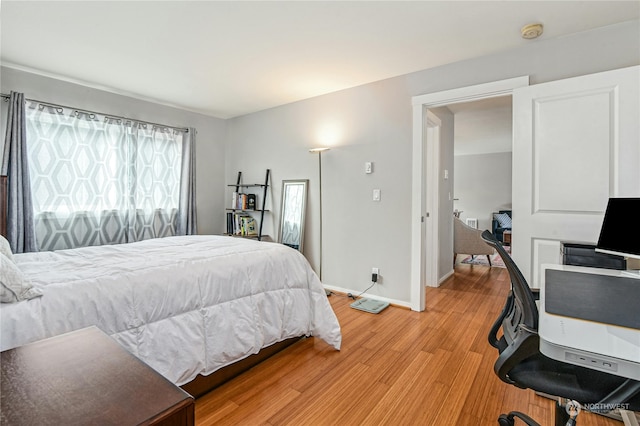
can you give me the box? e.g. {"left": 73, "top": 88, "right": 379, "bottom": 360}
{"left": 410, "top": 76, "right": 530, "bottom": 312}
{"left": 424, "top": 111, "right": 441, "bottom": 298}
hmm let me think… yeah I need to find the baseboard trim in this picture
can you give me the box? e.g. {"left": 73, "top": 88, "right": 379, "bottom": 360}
{"left": 439, "top": 269, "right": 455, "bottom": 286}
{"left": 323, "top": 284, "right": 412, "bottom": 310}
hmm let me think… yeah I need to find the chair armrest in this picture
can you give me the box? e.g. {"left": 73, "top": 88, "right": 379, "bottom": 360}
{"left": 494, "top": 327, "right": 540, "bottom": 386}
{"left": 489, "top": 292, "right": 514, "bottom": 350}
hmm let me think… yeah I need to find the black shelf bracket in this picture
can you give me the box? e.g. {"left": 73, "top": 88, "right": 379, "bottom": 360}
{"left": 258, "top": 169, "right": 270, "bottom": 241}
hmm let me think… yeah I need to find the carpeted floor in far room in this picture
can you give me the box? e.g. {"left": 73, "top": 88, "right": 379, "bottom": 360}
{"left": 458, "top": 245, "right": 511, "bottom": 268}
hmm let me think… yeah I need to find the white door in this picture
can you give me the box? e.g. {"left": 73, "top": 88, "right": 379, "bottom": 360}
{"left": 512, "top": 66, "right": 640, "bottom": 288}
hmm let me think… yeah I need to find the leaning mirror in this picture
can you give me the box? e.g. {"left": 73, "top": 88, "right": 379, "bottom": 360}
{"left": 278, "top": 180, "right": 308, "bottom": 252}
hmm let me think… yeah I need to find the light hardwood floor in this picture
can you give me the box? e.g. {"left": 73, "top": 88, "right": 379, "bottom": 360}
{"left": 195, "top": 265, "right": 621, "bottom": 426}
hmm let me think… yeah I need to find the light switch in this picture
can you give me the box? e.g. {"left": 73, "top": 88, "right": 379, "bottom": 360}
{"left": 365, "top": 162, "right": 373, "bottom": 174}
{"left": 444, "top": 169, "right": 449, "bottom": 179}
{"left": 373, "top": 189, "right": 381, "bottom": 201}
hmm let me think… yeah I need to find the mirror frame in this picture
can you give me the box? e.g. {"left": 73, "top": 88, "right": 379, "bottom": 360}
{"left": 278, "top": 179, "right": 309, "bottom": 252}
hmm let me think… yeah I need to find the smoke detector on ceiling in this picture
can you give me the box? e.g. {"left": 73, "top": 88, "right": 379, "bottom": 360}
{"left": 521, "top": 23, "right": 544, "bottom": 40}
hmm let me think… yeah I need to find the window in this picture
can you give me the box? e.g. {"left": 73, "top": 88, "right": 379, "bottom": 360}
{"left": 25, "top": 101, "right": 186, "bottom": 251}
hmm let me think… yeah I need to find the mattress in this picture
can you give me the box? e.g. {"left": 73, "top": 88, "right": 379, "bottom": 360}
{"left": 0, "top": 235, "right": 341, "bottom": 385}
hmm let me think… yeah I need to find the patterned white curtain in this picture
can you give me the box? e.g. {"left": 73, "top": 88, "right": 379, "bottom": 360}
{"left": 25, "top": 101, "right": 184, "bottom": 251}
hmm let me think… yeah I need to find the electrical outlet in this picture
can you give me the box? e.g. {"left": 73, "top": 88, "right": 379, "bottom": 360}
{"left": 371, "top": 267, "right": 380, "bottom": 284}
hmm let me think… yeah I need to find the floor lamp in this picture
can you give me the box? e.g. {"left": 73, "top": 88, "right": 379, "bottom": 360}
{"left": 309, "top": 147, "right": 329, "bottom": 294}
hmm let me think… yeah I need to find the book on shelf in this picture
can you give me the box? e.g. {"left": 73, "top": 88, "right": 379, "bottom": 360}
{"left": 247, "top": 194, "right": 256, "bottom": 210}
{"left": 231, "top": 192, "right": 244, "bottom": 210}
{"left": 243, "top": 216, "right": 258, "bottom": 236}
{"left": 226, "top": 212, "right": 233, "bottom": 235}
{"left": 235, "top": 213, "right": 243, "bottom": 235}
{"left": 228, "top": 213, "right": 259, "bottom": 237}
{"left": 231, "top": 192, "right": 258, "bottom": 210}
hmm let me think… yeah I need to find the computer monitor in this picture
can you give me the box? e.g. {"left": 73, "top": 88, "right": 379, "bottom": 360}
{"left": 596, "top": 197, "right": 640, "bottom": 260}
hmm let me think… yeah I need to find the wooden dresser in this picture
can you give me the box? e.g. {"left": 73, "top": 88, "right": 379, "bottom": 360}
{"left": 1, "top": 326, "right": 194, "bottom": 426}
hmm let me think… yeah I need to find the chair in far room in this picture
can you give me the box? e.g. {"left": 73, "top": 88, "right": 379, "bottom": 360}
{"left": 481, "top": 230, "right": 640, "bottom": 426}
{"left": 492, "top": 210, "right": 512, "bottom": 243}
{"left": 453, "top": 216, "right": 495, "bottom": 266}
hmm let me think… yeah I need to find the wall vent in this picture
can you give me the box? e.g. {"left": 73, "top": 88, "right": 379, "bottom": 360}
{"left": 466, "top": 218, "right": 478, "bottom": 229}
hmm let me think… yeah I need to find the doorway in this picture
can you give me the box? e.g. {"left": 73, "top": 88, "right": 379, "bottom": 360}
{"left": 450, "top": 96, "right": 513, "bottom": 267}
{"left": 410, "top": 76, "right": 529, "bottom": 312}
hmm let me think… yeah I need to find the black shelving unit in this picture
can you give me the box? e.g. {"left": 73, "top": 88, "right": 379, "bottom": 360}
{"left": 225, "top": 169, "right": 270, "bottom": 241}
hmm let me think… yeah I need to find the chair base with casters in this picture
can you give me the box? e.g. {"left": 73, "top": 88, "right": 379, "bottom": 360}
{"left": 498, "top": 399, "right": 577, "bottom": 426}
{"left": 481, "top": 230, "right": 640, "bottom": 426}
{"left": 498, "top": 411, "right": 542, "bottom": 426}
{"left": 498, "top": 399, "right": 640, "bottom": 426}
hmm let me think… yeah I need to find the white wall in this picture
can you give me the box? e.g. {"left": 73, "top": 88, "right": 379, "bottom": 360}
{"left": 452, "top": 97, "right": 512, "bottom": 156}
{"left": 429, "top": 107, "right": 455, "bottom": 282}
{"left": 454, "top": 152, "right": 513, "bottom": 232}
{"left": 226, "top": 79, "right": 413, "bottom": 303}
{"left": 453, "top": 98, "right": 513, "bottom": 232}
{"left": 226, "top": 21, "right": 640, "bottom": 304}
{"left": 0, "top": 66, "right": 227, "bottom": 235}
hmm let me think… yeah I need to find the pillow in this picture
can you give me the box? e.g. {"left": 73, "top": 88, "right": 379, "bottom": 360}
{"left": 1, "top": 254, "right": 42, "bottom": 303}
{"left": 0, "top": 235, "right": 14, "bottom": 263}
{"left": 494, "top": 212, "right": 512, "bottom": 229}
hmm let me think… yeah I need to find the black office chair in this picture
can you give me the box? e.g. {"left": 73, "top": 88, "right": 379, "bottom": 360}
{"left": 481, "top": 230, "right": 640, "bottom": 426}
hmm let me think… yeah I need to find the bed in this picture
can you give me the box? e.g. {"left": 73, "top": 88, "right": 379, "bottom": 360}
{"left": 0, "top": 180, "right": 341, "bottom": 394}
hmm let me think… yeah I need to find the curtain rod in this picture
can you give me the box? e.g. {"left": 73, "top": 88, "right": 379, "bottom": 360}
{"left": 1, "top": 92, "right": 189, "bottom": 133}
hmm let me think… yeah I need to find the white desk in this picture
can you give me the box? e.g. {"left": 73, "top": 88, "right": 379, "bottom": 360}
{"left": 539, "top": 264, "right": 640, "bottom": 381}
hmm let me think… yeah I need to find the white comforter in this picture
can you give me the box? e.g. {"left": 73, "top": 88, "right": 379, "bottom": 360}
{"left": 0, "top": 235, "right": 341, "bottom": 385}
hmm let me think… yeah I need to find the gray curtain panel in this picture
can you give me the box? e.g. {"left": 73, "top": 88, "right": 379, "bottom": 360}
{"left": 1, "top": 92, "right": 37, "bottom": 253}
{"left": 177, "top": 127, "right": 197, "bottom": 235}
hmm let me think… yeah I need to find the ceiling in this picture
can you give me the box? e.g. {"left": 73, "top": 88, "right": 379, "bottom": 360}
{"left": 2, "top": 1, "right": 638, "bottom": 119}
